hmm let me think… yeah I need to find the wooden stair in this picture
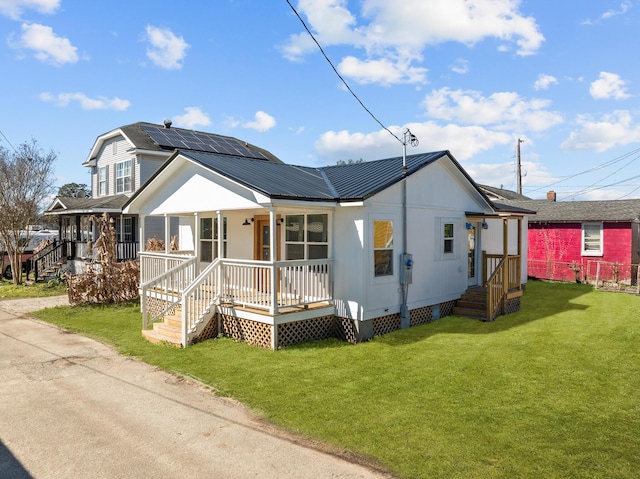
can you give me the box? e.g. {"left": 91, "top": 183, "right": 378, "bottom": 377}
{"left": 452, "top": 287, "right": 488, "bottom": 320}
{"left": 142, "top": 309, "right": 182, "bottom": 347}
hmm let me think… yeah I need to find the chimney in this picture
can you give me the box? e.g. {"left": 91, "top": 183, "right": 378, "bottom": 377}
{"left": 163, "top": 119, "right": 172, "bottom": 129}
{"left": 547, "top": 190, "right": 556, "bottom": 202}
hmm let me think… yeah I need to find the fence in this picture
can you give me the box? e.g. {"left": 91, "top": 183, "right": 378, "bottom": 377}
{"left": 528, "top": 259, "right": 639, "bottom": 292}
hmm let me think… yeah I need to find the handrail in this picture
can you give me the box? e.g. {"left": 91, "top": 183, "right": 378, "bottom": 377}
{"left": 29, "top": 240, "right": 67, "bottom": 282}
{"left": 181, "top": 259, "right": 221, "bottom": 346}
{"left": 485, "top": 257, "right": 505, "bottom": 321}
{"left": 141, "top": 256, "right": 197, "bottom": 329}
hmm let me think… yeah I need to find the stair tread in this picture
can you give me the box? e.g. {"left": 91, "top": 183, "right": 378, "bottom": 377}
{"left": 142, "top": 329, "right": 181, "bottom": 346}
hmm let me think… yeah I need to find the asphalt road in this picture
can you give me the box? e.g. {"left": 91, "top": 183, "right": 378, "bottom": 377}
{"left": 0, "top": 297, "right": 393, "bottom": 479}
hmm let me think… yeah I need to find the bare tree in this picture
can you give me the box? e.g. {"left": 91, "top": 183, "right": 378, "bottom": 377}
{"left": 0, "top": 139, "right": 57, "bottom": 284}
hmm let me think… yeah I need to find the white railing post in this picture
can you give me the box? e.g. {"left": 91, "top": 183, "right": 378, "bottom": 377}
{"left": 269, "top": 209, "right": 278, "bottom": 314}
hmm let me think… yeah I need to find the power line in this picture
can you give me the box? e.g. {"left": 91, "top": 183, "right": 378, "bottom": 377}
{"left": 0, "top": 128, "right": 19, "bottom": 154}
{"left": 285, "top": 0, "right": 401, "bottom": 143}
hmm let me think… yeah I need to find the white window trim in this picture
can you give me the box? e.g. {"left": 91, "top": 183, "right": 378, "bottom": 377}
{"left": 437, "top": 217, "right": 459, "bottom": 261}
{"left": 115, "top": 160, "right": 132, "bottom": 194}
{"left": 98, "top": 166, "right": 107, "bottom": 196}
{"left": 371, "top": 217, "right": 395, "bottom": 282}
{"left": 581, "top": 222, "right": 603, "bottom": 256}
{"left": 284, "top": 213, "right": 329, "bottom": 260}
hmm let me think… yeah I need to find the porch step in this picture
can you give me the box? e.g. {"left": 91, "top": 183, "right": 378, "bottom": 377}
{"left": 452, "top": 287, "right": 488, "bottom": 320}
{"left": 142, "top": 313, "right": 182, "bottom": 347}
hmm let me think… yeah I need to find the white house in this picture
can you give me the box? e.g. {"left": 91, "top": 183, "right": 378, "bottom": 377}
{"left": 123, "top": 147, "right": 530, "bottom": 349}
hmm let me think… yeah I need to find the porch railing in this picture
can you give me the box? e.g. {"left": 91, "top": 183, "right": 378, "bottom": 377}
{"left": 140, "top": 255, "right": 198, "bottom": 329}
{"left": 486, "top": 258, "right": 506, "bottom": 321}
{"left": 182, "top": 259, "right": 221, "bottom": 346}
{"left": 28, "top": 240, "right": 67, "bottom": 282}
{"left": 482, "top": 253, "right": 521, "bottom": 290}
{"left": 139, "top": 251, "right": 196, "bottom": 284}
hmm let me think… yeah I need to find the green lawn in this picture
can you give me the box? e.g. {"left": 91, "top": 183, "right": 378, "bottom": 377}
{"left": 32, "top": 281, "right": 640, "bottom": 479}
{"left": 0, "top": 277, "right": 67, "bottom": 299}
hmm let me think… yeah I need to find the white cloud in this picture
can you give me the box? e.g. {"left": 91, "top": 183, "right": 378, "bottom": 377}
{"left": 589, "top": 71, "right": 630, "bottom": 100}
{"left": 533, "top": 74, "right": 558, "bottom": 90}
{"left": 422, "top": 87, "right": 563, "bottom": 132}
{"left": 39, "top": 92, "right": 130, "bottom": 110}
{"left": 315, "top": 121, "right": 511, "bottom": 164}
{"left": 172, "top": 107, "right": 211, "bottom": 128}
{"left": 561, "top": 110, "right": 640, "bottom": 152}
{"left": 337, "top": 55, "right": 427, "bottom": 85}
{"left": 12, "top": 23, "right": 78, "bottom": 66}
{"left": 0, "top": 0, "right": 59, "bottom": 20}
{"left": 602, "top": 1, "right": 632, "bottom": 19}
{"left": 243, "top": 111, "right": 276, "bottom": 132}
{"left": 450, "top": 58, "right": 469, "bottom": 75}
{"left": 145, "top": 25, "right": 190, "bottom": 70}
{"left": 282, "top": 0, "right": 544, "bottom": 85}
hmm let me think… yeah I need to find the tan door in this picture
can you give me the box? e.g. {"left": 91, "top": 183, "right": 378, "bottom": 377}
{"left": 253, "top": 216, "right": 281, "bottom": 292}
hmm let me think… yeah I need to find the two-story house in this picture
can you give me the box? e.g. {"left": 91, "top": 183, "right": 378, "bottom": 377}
{"left": 43, "top": 120, "right": 282, "bottom": 275}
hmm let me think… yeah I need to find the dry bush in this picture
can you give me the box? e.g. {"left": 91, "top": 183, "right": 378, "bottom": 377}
{"left": 66, "top": 213, "right": 140, "bottom": 305}
{"left": 145, "top": 236, "right": 165, "bottom": 252}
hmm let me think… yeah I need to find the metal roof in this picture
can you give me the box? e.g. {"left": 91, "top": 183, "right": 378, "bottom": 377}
{"left": 501, "top": 198, "right": 640, "bottom": 222}
{"left": 179, "top": 150, "right": 451, "bottom": 202}
{"left": 46, "top": 195, "right": 130, "bottom": 215}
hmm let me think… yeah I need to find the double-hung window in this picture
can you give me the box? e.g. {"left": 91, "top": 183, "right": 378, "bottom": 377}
{"left": 373, "top": 220, "right": 393, "bottom": 277}
{"left": 98, "top": 166, "right": 107, "bottom": 196}
{"left": 582, "top": 223, "right": 603, "bottom": 256}
{"left": 443, "top": 222, "right": 454, "bottom": 254}
{"left": 199, "top": 217, "right": 226, "bottom": 262}
{"left": 115, "top": 217, "right": 133, "bottom": 243}
{"left": 285, "top": 214, "right": 328, "bottom": 260}
{"left": 115, "top": 160, "right": 132, "bottom": 193}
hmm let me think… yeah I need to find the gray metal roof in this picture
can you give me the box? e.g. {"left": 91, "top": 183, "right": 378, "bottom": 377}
{"left": 479, "top": 184, "right": 531, "bottom": 201}
{"left": 46, "top": 195, "right": 130, "bottom": 215}
{"left": 179, "top": 150, "right": 451, "bottom": 202}
{"left": 502, "top": 198, "right": 640, "bottom": 222}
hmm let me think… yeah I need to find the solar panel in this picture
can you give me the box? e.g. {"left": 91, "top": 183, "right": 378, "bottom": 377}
{"left": 140, "top": 125, "right": 268, "bottom": 160}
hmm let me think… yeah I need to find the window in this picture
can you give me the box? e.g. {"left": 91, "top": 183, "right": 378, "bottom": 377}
{"left": 98, "top": 166, "right": 107, "bottom": 196}
{"left": 373, "top": 220, "right": 393, "bottom": 277}
{"left": 443, "top": 222, "right": 454, "bottom": 254}
{"left": 285, "top": 214, "right": 328, "bottom": 260}
{"left": 582, "top": 223, "right": 603, "bottom": 256}
{"left": 199, "top": 217, "right": 226, "bottom": 262}
{"left": 115, "top": 217, "right": 133, "bottom": 242}
{"left": 115, "top": 160, "right": 132, "bottom": 193}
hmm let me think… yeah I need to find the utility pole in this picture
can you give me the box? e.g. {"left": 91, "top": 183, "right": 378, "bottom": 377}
{"left": 516, "top": 138, "right": 523, "bottom": 195}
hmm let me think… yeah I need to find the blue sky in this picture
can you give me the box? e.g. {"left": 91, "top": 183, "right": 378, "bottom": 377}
{"left": 1, "top": 0, "right": 639, "bottom": 200}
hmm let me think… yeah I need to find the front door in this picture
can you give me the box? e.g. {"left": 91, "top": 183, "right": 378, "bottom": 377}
{"left": 254, "top": 216, "right": 281, "bottom": 291}
{"left": 467, "top": 224, "right": 479, "bottom": 287}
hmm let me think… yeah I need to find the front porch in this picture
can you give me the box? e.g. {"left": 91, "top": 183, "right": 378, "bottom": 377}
{"left": 139, "top": 252, "right": 336, "bottom": 348}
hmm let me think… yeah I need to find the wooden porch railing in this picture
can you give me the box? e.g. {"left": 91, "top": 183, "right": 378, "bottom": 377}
{"left": 140, "top": 255, "right": 334, "bottom": 346}
{"left": 482, "top": 253, "right": 522, "bottom": 321}
{"left": 140, "top": 255, "right": 197, "bottom": 329}
{"left": 139, "top": 252, "right": 195, "bottom": 284}
{"left": 28, "top": 240, "right": 67, "bottom": 282}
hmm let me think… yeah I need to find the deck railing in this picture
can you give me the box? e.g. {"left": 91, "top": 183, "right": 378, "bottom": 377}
{"left": 486, "top": 258, "right": 506, "bottom": 321}
{"left": 139, "top": 252, "right": 195, "bottom": 284}
{"left": 28, "top": 240, "right": 67, "bottom": 281}
{"left": 140, "top": 255, "right": 198, "bottom": 328}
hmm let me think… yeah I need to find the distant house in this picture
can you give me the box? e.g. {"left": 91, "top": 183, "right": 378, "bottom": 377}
{"left": 123, "top": 149, "right": 531, "bottom": 349}
{"left": 502, "top": 191, "right": 640, "bottom": 284}
{"left": 42, "top": 121, "right": 282, "bottom": 278}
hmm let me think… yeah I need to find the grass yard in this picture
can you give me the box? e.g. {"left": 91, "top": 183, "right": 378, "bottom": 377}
{"left": 33, "top": 281, "right": 640, "bottom": 479}
{"left": 0, "top": 277, "right": 67, "bottom": 299}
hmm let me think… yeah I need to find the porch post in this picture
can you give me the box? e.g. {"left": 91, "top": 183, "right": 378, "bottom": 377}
{"left": 139, "top": 215, "right": 146, "bottom": 253}
{"left": 164, "top": 214, "right": 170, "bottom": 254}
{"left": 216, "top": 210, "right": 223, "bottom": 259}
{"left": 502, "top": 218, "right": 509, "bottom": 313}
{"left": 216, "top": 210, "right": 223, "bottom": 301}
{"left": 269, "top": 208, "right": 278, "bottom": 315}
{"left": 194, "top": 212, "right": 199, "bottom": 260}
{"left": 517, "top": 217, "right": 522, "bottom": 290}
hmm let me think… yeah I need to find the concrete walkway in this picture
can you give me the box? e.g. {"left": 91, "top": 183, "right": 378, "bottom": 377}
{"left": 0, "top": 297, "right": 394, "bottom": 479}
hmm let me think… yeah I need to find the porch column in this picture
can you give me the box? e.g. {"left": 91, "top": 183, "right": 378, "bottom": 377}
{"left": 269, "top": 208, "right": 278, "bottom": 315}
{"left": 194, "top": 212, "right": 199, "bottom": 262}
{"left": 217, "top": 210, "right": 223, "bottom": 259}
{"left": 502, "top": 218, "right": 509, "bottom": 312}
{"left": 139, "top": 215, "right": 146, "bottom": 252}
{"left": 164, "top": 214, "right": 170, "bottom": 254}
{"left": 517, "top": 217, "right": 522, "bottom": 289}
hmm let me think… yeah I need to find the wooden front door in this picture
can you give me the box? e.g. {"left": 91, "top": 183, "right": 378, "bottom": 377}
{"left": 254, "top": 216, "right": 281, "bottom": 293}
